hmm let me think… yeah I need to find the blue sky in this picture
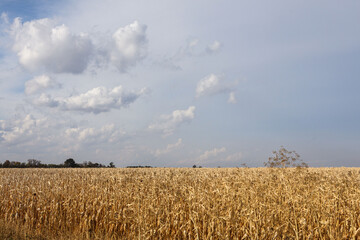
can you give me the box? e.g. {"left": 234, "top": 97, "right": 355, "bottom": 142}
{"left": 0, "top": 0, "right": 359, "bottom": 167}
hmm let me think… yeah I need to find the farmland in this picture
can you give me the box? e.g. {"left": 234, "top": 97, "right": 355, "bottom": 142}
{"left": 1, "top": 168, "right": 360, "bottom": 239}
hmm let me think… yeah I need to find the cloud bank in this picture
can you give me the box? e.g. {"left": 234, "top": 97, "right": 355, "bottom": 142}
{"left": 65, "top": 124, "right": 124, "bottom": 145}
{"left": 197, "top": 147, "right": 226, "bottom": 162}
{"left": 0, "top": 114, "right": 49, "bottom": 146}
{"left": 34, "top": 85, "right": 146, "bottom": 114}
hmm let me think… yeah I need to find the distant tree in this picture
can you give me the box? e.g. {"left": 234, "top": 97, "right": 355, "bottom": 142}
{"left": 47, "top": 164, "right": 60, "bottom": 168}
{"left": 241, "top": 163, "right": 249, "bottom": 168}
{"left": 126, "top": 165, "right": 153, "bottom": 168}
{"left": 3, "top": 160, "right": 10, "bottom": 168}
{"left": 12, "top": 161, "right": 22, "bottom": 168}
{"left": 193, "top": 165, "right": 197, "bottom": 168}
{"left": 264, "top": 146, "right": 308, "bottom": 168}
{"left": 87, "top": 161, "right": 94, "bottom": 167}
{"left": 64, "top": 158, "right": 77, "bottom": 168}
{"left": 27, "top": 159, "right": 42, "bottom": 167}
{"left": 108, "top": 162, "right": 115, "bottom": 168}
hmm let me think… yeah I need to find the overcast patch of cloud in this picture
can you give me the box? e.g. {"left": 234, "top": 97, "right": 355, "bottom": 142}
{"left": 148, "top": 106, "right": 195, "bottom": 136}
{"left": 33, "top": 85, "right": 147, "bottom": 114}
{"left": 206, "top": 41, "right": 222, "bottom": 54}
{"left": 155, "top": 39, "right": 222, "bottom": 71}
{"left": 25, "top": 75, "right": 61, "bottom": 95}
{"left": 154, "top": 138, "right": 183, "bottom": 156}
{"left": 228, "top": 91, "right": 236, "bottom": 104}
{"left": 197, "top": 147, "right": 226, "bottom": 162}
{"left": 10, "top": 18, "right": 93, "bottom": 74}
{"left": 185, "top": 39, "right": 222, "bottom": 57}
{"left": 194, "top": 150, "right": 242, "bottom": 167}
{"left": 110, "top": 21, "right": 148, "bottom": 72}
{"left": 225, "top": 152, "right": 243, "bottom": 162}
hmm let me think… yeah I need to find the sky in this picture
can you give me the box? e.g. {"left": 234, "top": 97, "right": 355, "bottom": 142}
{"left": 0, "top": 0, "right": 359, "bottom": 167}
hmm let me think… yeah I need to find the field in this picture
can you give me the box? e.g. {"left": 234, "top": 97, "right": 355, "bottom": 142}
{"left": 1, "top": 168, "right": 360, "bottom": 239}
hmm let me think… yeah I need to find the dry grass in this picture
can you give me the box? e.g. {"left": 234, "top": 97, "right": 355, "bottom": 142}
{"left": 1, "top": 168, "right": 360, "bottom": 239}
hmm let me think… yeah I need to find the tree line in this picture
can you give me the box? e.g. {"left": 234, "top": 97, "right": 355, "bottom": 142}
{"left": 0, "top": 158, "right": 115, "bottom": 168}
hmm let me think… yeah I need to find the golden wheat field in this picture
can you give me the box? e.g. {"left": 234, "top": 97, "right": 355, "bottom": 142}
{"left": 1, "top": 168, "right": 360, "bottom": 239}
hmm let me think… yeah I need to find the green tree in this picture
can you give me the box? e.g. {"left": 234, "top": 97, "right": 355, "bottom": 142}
{"left": 27, "top": 159, "right": 42, "bottom": 167}
{"left": 64, "top": 158, "right": 77, "bottom": 168}
{"left": 3, "top": 160, "right": 10, "bottom": 168}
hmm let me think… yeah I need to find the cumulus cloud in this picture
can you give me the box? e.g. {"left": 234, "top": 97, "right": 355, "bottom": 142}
{"left": 154, "top": 138, "right": 183, "bottom": 156}
{"left": 110, "top": 21, "right": 148, "bottom": 72}
{"left": 197, "top": 147, "right": 226, "bottom": 162}
{"left": 25, "top": 75, "right": 61, "bottom": 95}
{"left": 206, "top": 40, "right": 222, "bottom": 54}
{"left": 196, "top": 74, "right": 237, "bottom": 102}
{"left": 196, "top": 74, "right": 230, "bottom": 97}
{"left": 149, "top": 106, "right": 195, "bottom": 136}
{"left": 10, "top": 18, "right": 93, "bottom": 74}
{"left": 196, "top": 74, "right": 221, "bottom": 97}
{"left": 0, "top": 114, "right": 48, "bottom": 145}
{"left": 0, "top": 113, "right": 125, "bottom": 153}
{"left": 33, "top": 85, "right": 146, "bottom": 114}
{"left": 65, "top": 124, "right": 124, "bottom": 144}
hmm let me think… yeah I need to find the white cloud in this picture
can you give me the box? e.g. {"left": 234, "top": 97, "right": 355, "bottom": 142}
{"left": 196, "top": 74, "right": 230, "bottom": 97}
{"left": 149, "top": 106, "right": 195, "bottom": 136}
{"left": 188, "top": 39, "right": 199, "bottom": 48}
{"left": 196, "top": 74, "right": 220, "bottom": 97}
{"left": 0, "top": 113, "right": 125, "bottom": 155}
{"left": 65, "top": 124, "right": 124, "bottom": 144}
{"left": 0, "top": 114, "right": 48, "bottom": 145}
{"left": 154, "top": 138, "right": 183, "bottom": 156}
{"left": 196, "top": 74, "right": 237, "bottom": 102}
{"left": 25, "top": 75, "right": 61, "bottom": 95}
{"left": 11, "top": 18, "right": 93, "bottom": 74}
{"left": 33, "top": 85, "right": 147, "bottom": 114}
{"left": 197, "top": 147, "right": 226, "bottom": 161}
{"left": 34, "top": 93, "right": 59, "bottom": 107}
{"left": 228, "top": 91, "right": 236, "bottom": 104}
{"left": 1, "top": 12, "right": 9, "bottom": 25}
{"left": 206, "top": 40, "right": 222, "bottom": 54}
{"left": 111, "top": 21, "right": 148, "bottom": 72}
